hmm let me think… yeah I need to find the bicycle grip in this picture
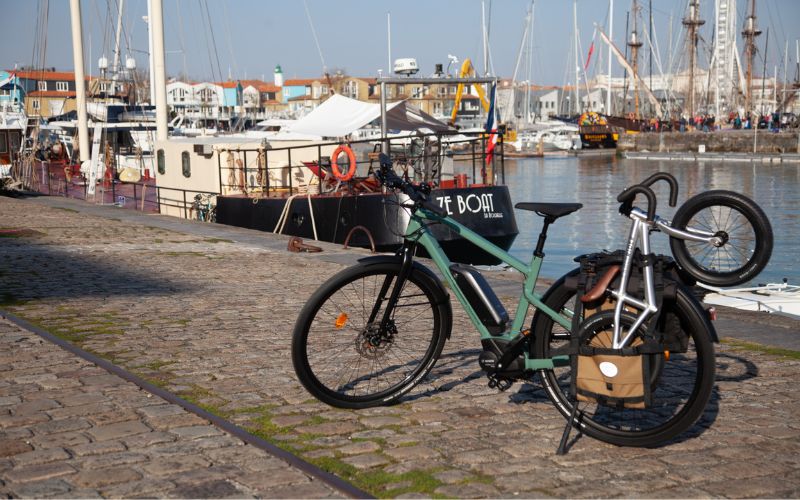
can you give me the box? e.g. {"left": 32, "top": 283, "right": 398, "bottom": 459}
{"left": 617, "top": 185, "right": 657, "bottom": 221}
{"left": 639, "top": 172, "right": 679, "bottom": 207}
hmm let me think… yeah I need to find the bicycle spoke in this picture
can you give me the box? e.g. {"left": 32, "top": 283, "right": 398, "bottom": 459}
{"left": 302, "top": 270, "right": 438, "bottom": 400}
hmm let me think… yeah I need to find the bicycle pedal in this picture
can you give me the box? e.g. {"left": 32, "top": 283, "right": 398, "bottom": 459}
{"left": 487, "top": 374, "right": 514, "bottom": 392}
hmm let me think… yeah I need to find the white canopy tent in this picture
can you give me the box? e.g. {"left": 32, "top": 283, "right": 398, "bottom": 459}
{"left": 286, "top": 94, "right": 454, "bottom": 138}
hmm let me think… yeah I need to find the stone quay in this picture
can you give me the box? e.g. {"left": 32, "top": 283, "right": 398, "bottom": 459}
{"left": 1, "top": 193, "right": 799, "bottom": 498}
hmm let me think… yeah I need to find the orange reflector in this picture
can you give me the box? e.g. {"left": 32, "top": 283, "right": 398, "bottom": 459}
{"left": 707, "top": 307, "right": 717, "bottom": 321}
{"left": 335, "top": 313, "right": 348, "bottom": 329}
{"left": 664, "top": 350, "right": 670, "bottom": 361}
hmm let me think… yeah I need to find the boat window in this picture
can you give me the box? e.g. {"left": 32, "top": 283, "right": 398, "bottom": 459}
{"left": 157, "top": 149, "right": 165, "bottom": 175}
{"left": 0, "top": 134, "right": 7, "bottom": 154}
{"left": 181, "top": 151, "right": 190, "bottom": 177}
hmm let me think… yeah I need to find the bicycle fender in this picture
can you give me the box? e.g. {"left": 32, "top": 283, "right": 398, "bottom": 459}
{"left": 357, "top": 255, "right": 453, "bottom": 338}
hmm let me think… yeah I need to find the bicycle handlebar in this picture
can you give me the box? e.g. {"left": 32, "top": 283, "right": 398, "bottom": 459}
{"left": 638, "top": 172, "right": 679, "bottom": 207}
{"left": 375, "top": 153, "right": 448, "bottom": 217}
{"left": 617, "top": 185, "right": 657, "bottom": 222}
{"left": 616, "top": 171, "right": 681, "bottom": 222}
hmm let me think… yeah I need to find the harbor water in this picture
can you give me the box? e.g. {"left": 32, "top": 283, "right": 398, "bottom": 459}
{"left": 479, "top": 155, "right": 798, "bottom": 285}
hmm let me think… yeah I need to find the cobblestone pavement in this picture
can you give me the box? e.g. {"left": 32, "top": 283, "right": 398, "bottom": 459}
{"left": 0, "top": 319, "right": 343, "bottom": 498}
{"left": 2, "top": 194, "right": 800, "bottom": 498}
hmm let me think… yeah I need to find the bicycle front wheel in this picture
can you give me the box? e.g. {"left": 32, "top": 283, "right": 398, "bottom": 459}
{"left": 669, "top": 190, "right": 773, "bottom": 287}
{"left": 532, "top": 270, "right": 715, "bottom": 447}
{"left": 291, "top": 261, "right": 450, "bottom": 409}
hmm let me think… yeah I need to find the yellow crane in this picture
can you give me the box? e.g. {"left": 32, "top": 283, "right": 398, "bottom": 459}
{"left": 449, "top": 58, "right": 516, "bottom": 141}
{"left": 449, "top": 58, "right": 491, "bottom": 125}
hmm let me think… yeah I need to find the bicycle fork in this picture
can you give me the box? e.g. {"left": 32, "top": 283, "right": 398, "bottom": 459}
{"left": 366, "top": 244, "right": 416, "bottom": 335}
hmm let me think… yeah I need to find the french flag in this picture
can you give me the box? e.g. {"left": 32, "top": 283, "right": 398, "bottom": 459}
{"left": 485, "top": 82, "right": 498, "bottom": 165}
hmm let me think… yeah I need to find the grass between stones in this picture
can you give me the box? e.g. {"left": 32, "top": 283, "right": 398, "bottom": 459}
{"left": 721, "top": 338, "right": 800, "bottom": 360}
{"left": 309, "top": 458, "right": 445, "bottom": 499}
{"left": 0, "top": 302, "right": 483, "bottom": 497}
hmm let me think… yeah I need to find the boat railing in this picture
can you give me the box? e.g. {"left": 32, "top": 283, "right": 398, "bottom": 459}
{"left": 12, "top": 130, "right": 505, "bottom": 220}
{"left": 215, "top": 130, "right": 505, "bottom": 198}
{"left": 22, "top": 159, "right": 216, "bottom": 219}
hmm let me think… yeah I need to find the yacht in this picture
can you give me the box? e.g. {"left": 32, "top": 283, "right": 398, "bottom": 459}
{"left": 512, "top": 123, "right": 581, "bottom": 152}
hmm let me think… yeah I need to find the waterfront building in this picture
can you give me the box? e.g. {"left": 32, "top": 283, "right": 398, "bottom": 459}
{"left": 0, "top": 71, "right": 24, "bottom": 112}
{"left": 240, "top": 80, "right": 283, "bottom": 118}
{"left": 282, "top": 78, "right": 328, "bottom": 113}
{"left": 17, "top": 70, "right": 79, "bottom": 119}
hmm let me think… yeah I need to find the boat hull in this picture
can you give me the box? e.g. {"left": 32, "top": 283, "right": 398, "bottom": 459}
{"left": 216, "top": 185, "right": 519, "bottom": 265}
{"left": 579, "top": 125, "right": 619, "bottom": 149}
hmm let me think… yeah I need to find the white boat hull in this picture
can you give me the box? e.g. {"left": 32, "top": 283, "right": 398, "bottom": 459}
{"left": 702, "top": 283, "right": 800, "bottom": 320}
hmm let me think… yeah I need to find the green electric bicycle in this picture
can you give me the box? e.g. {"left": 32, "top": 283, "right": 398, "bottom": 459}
{"left": 291, "top": 154, "right": 772, "bottom": 448}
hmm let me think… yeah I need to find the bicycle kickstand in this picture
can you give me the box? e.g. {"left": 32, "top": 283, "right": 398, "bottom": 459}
{"left": 556, "top": 400, "right": 581, "bottom": 456}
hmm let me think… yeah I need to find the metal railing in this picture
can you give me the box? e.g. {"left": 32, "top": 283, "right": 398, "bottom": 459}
{"left": 16, "top": 130, "right": 506, "bottom": 220}
{"left": 216, "top": 130, "right": 505, "bottom": 198}
{"left": 24, "top": 160, "right": 218, "bottom": 220}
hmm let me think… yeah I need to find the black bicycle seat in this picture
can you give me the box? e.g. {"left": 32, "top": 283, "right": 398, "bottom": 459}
{"left": 514, "top": 202, "right": 583, "bottom": 220}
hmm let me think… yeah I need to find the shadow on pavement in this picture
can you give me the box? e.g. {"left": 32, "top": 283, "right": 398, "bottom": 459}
{"left": 0, "top": 239, "right": 191, "bottom": 302}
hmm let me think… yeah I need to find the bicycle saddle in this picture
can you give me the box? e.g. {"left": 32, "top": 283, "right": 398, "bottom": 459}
{"left": 514, "top": 202, "right": 583, "bottom": 220}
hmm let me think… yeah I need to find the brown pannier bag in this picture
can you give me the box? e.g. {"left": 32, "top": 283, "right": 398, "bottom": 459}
{"left": 573, "top": 312, "right": 662, "bottom": 409}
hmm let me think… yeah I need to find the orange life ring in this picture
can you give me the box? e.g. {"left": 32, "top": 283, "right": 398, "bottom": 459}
{"left": 331, "top": 145, "right": 356, "bottom": 181}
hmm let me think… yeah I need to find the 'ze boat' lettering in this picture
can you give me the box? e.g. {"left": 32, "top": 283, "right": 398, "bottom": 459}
{"left": 436, "top": 193, "right": 501, "bottom": 218}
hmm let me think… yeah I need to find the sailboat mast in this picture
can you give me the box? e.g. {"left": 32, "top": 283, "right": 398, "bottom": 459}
{"left": 151, "top": 0, "right": 168, "bottom": 140}
{"left": 509, "top": 3, "right": 532, "bottom": 124}
{"left": 742, "top": 0, "right": 761, "bottom": 116}
{"left": 147, "top": 0, "right": 155, "bottom": 104}
{"left": 628, "top": 0, "right": 643, "bottom": 119}
{"left": 782, "top": 40, "right": 789, "bottom": 111}
{"left": 623, "top": 11, "right": 629, "bottom": 113}
{"left": 607, "top": 0, "right": 614, "bottom": 115}
{"left": 68, "top": 0, "right": 89, "bottom": 162}
{"left": 683, "top": 0, "right": 705, "bottom": 119}
{"left": 760, "top": 27, "right": 769, "bottom": 115}
{"left": 527, "top": 0, "right": 534, "bottom": 123}
{"left": 574, "top": 0, "right": 580, "bottom": 115}
{"left": 482, "top": 1, "right": 488, "bottom": 76}
{"left": 649, "top": 0, "right": 653, "bottom": 94}
{"left": 112, "top": 0, "right": 125, "bottom": 95}
{"left": 387, "top": 12, "right": 392, "bottom": 74}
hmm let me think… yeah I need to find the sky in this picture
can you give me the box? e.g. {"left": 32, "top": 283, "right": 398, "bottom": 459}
{"left": 2, "top": 0, "right": 799, "bottom": 86}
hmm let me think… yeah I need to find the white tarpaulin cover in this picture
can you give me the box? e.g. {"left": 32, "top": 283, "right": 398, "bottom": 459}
{"left": 286, "top": 94, "right": 453, "bottom": 137}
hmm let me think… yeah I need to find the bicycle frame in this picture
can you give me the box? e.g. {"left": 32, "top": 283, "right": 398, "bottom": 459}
{"left": 401, "top": 203, "right": 571, "bottom": 370}
{"left": 609, "top": 207, "right": 722, "bottom": 348}
{"left": 396, "top": 184, "right": 725, "bottom": 364}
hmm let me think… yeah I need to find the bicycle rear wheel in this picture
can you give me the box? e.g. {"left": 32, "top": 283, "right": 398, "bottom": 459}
{"left": 669, "top": 190, "right": 772, "bottom": 287}
{"left": 292, "top": 261, "right": 450, "bottom": 409}
{"left": 532, "top": 270, "right": 716, "bottom": 447}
